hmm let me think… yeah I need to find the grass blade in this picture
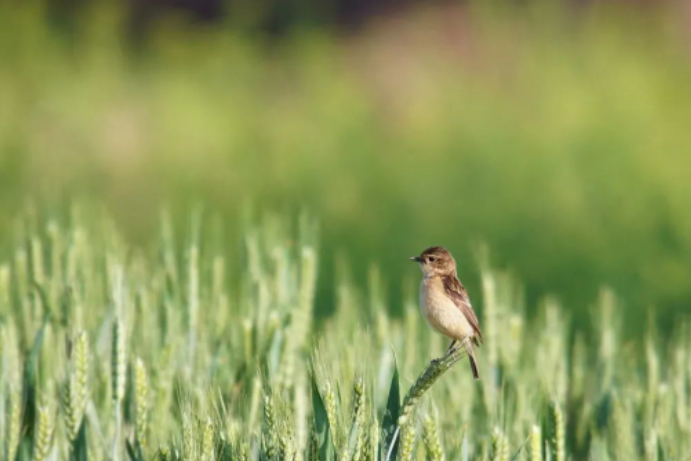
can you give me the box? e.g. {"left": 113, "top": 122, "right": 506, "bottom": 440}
{"left": 381, "top": 358, "right": 400, "bottom": 461}
{"left": 312, "top": 375, "right": 334, "bottom": 461}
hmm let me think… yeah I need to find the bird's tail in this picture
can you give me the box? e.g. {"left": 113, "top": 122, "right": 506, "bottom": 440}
{"left": 465, "top": 342, "right": 480, "bottom": 380}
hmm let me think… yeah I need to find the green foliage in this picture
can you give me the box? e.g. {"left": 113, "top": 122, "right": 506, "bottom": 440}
{"left": 0, "top": 210, "right": 690, "bottom": 461}
{"left": 312, "top": 376, "right": 335, "bottom": 461}
{"left": 1, "top": 2, "right": 691, "bottom": 330}
{"left": 381, "top": 360, "right": 400, "bottom": 461}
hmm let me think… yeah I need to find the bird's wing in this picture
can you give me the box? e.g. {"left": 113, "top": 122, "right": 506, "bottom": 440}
{"left": 442, "top": 275, "right": 483, "bottom": 345}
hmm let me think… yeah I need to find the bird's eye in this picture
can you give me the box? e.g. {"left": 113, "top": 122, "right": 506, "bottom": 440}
{"left": 428, "top": 257, "right": 436, "bottom": 263}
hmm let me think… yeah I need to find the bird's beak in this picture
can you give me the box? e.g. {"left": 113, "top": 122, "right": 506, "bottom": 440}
{"left": 410, "top": 256, "right": 422, "bottom": 263}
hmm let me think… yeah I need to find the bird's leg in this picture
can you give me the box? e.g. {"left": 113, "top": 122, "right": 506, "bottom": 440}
{"left": 435, "top": 340, "right": 466, "bottom": 364}
{"left": 442, "top": 340, "right": 458, "bottom": 359}
{"left": 433, "top": 342, "right": 454, "bottom": 365}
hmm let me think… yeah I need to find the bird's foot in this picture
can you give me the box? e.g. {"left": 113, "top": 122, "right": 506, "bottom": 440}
{"left": 444, "top": 343, "right": 463, "bottom": 359}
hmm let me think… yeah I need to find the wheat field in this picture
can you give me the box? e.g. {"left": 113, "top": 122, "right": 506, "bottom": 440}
{"left": 1, "top": 209, "right": 690, "bottom": 461}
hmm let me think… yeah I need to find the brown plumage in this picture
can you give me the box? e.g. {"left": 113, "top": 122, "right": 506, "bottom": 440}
{"left": 441, "top": 275, "right": 483, "bottom": 347}
{"left": 411, "top": 246, "right": 483, "bottom": 380}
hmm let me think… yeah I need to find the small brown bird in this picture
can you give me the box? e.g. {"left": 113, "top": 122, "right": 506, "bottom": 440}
{"left": 411, "top": 246, "right": 483, "bottom": 380}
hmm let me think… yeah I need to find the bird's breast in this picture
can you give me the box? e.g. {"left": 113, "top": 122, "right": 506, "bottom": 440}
{"left": 419, "top": 278, "right": 473, "bottom": 340}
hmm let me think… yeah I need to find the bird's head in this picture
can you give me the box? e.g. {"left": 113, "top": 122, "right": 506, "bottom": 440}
{"left": 410, "top": 246, "right": 457, "bottom": 278}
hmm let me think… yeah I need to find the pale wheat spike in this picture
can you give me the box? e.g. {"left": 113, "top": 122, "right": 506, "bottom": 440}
{"left": 135, "top": 357, "right": 150, "bottom": 449}
{"left": 422, "top": 415, "right": 444, "bottom": 461}
{"left": 529, "top": 426, "right": 542, "bottom": 461}
{"left": 397, "top": 424, "right": 416, "bottom": 461}
{"left": 552, "top": 403, "right": 566, "bottom": 461}
{"left": 32, "top": 405, "right": 54, "bottom": 461}
{"left": 63, "top": 331, "right": 89, "bottom": 441}
{"left": 202, "top": 417, "right": 215, "bottom": 461}
{"left": 111, "top": 318, "right": 126, "bottom": 403}
{"left": 111, "top": 318, "right": 126, "bottom": 461}
{"left": 74, "top": 331, "right": 89, "bottom": 410}
{"left": 5, "top": 386, "right": 21, "bottom": 461}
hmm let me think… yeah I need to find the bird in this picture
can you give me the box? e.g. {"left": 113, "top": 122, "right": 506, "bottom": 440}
{"left": 410, "top": 246, "right": 483, "bottom": 380}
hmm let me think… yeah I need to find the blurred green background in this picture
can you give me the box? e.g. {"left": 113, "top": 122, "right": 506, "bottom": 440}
{"left": 1, "top": 0, "right": 690, "bottom": 331}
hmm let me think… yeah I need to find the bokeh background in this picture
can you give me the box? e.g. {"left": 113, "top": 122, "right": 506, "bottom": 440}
{"left": 1, "top": 0, "right": 691, "bottom": 332}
